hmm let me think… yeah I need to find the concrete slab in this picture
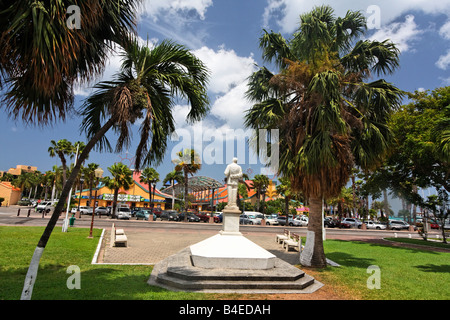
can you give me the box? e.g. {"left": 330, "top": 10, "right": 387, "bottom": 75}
{"left": 190, "top": 234, "right": 276, "bottom": 269}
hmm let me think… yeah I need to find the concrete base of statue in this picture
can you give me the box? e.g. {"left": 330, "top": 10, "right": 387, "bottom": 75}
{"left": 189, "top": 206, "right": 276, "bottom": 270}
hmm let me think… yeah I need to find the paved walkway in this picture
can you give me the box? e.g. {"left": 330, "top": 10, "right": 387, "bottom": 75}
{"left": 97, "top": 227, "right": 301, "bottom": 266}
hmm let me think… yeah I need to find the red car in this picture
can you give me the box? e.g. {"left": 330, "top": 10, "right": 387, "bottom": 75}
{"left": 195, "top": 213, "right": 210, "bottom": 222}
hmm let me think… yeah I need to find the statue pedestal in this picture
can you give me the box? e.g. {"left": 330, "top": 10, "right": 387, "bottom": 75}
{"left": 189, "top": 207, "right": 276, "bottom": 270}
{"left": 220, "top": 207, "right": 242, "bottom": 236}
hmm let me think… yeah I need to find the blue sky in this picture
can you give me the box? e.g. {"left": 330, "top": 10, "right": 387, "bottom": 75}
{"left": 1, "top": 0, "right": 449, "bottom": 208}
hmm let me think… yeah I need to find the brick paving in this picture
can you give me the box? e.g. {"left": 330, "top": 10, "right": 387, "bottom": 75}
{"left": 98, "top": 227, "right": 301, "bottom": 265}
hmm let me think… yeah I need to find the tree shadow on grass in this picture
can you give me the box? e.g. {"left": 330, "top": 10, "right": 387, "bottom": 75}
{"left": 0, "top": 264, "right": 205, "bottom": 300}
{"left": 414, "top": 264, "right": 450, "bottom": 273}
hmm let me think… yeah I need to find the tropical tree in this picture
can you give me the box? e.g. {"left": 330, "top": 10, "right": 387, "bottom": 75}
{"left": 245, "top": 5, "right": 403, "bottom": 267}
{"left": 12, "top": 172, "right": 34, "bottom": 199}
{"left": 48, "top": 139, "right": 74, "bottom": 186}
{"left": 82, "top": 163, "right": 100, "bottom": 207}
{"left": 20, "top": 38, "right": 210, "bottom": 299}
{"left": 0, "top": 0, "right": 141, "bottom": 125}
{"left": 139, "top": 167, "right": 160, "bottom": 209}
{"left": 103, "top": 163, "right": 133, "bottom": 218}
{"left": 163, "top": 170, "right": 185, "bottom": 209}
{"left": 173, "top": 149, "right": 202, "bottom": 218}
{"left": 250, "top": 174, "right": 270, "bottom": 212}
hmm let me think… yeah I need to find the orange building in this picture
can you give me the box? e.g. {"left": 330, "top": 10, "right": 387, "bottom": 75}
{"left": 191, "top": 178, "right": 281, "bottom": 212}
{"left": 75, "top": 171, "right": 173, "bottom": 210}
{"left": 0, "top": 181, "right": 22, "bottom": 206}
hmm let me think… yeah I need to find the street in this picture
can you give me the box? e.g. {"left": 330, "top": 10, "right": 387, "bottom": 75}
{"left": 0, "top": 205, "right": 428, "bottom": 241}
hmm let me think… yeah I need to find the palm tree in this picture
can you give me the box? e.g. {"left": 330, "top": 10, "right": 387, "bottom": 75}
{"left": 173, "top": 149, "right": 202, "bottom": 218}
{"left": 139, "top": 167, "right": 160, "bottom": 209}
{"left": 82, "top": 163, "right": 100, "bottom": 207}
{"left": 163, "top": 170, "right": 185, "bottom": 209}
{"left": 48, "top": 139, "right": 74, "bottom": 186}
{"left": 245, "top": 5, "right": 403, "bottom": 267}
{"left": 20, "top": 38, "right": 210, "bottom": 299}
{"left": 103, "top": 163, "right": 133, "bottom": 218}
{"left": 12, "top": 172, "right": 34, "bottom": 200}
{"left": 250, "top": 174, "right": 269, "bottom": 212}
{"left": 0, "top": 0, "right": 141, "bottom": 125}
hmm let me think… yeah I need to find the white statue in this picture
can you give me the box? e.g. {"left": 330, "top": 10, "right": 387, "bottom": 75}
{"left": 224, "top": 158, "right": 243, "bottom": 210}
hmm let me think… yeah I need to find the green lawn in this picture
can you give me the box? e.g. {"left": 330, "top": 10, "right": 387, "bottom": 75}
{"left": 0, "top": 226, "right": 449, "bottom": 300}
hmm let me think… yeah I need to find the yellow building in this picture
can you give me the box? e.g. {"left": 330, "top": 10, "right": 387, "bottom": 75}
{"left": 2, "top": 165, "right": 37, "bottom": 176}
{"left": 0, "top": 181, "right": 21, "bottom": 206}
{"left": 0, "top": 165, "right": 37, "bottom": 205}
{"left": 75, "top": 171, "right": 173, "bottom": 210}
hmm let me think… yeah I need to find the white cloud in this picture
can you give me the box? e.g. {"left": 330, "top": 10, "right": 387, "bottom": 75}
{"left": 439, "top": 20, "right": 450, "bottom": 40}
{"left": 193, "top": 46, "right": 257, "bottom": 94}
{"left": 369, "top": 15, "right": 422, "bottom": 52}
{"left": 141, "top": 0, "right": 212, "bottom": 21}
{"left": 263, "top": 0, "right": 450, "bottom": 34}
{"left": 436, "top": 49, "right": 450, "bottom": 70}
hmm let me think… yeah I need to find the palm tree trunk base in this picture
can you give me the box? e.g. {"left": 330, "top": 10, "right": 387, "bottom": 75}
{"left": 21, "top": 246, "right": 45, "bottom": 300}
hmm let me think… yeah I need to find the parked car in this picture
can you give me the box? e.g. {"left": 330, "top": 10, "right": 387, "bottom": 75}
{"left": 340, "top": 218, "right": 362, "bottom": 228}
{"left": 94, "top": 206, "right": 108, "bottom": 215}
{"left": 177, "top": 212, "right": 200, "bottom": 222}
{"left": 36, "top": 201, "right": 53, "bottom": 213}
{"left": 264, "top": 214, "right": 279, "bottom": 225}
{"left": 75, "top": 206, "right": 93, "bottom": 215}
{"left": 213, "top": 212, "right": 223, "bottom": 223}
{"left": 239, "top": 214, "right": 261, "bottom": 225}
{"left": 364, "top": 220, "right": 387, "bottom": 230}
{"left": 277, "top": 215, "right": 293, "bottom": 226}
{"left": 389, "top": 220, "right": 410, "bottom": 230}
{"left": 195, "top": 212, "right": 210, "bottom": 222}
{"left": 117, "top": 207, "right": 131, "bottom": 220}
{"left": 135, "top": 209, "right": 154, "bottom": 221}
{"left": 152, "top": 207, "right": 162, "bottom": 218}
{"left": 290, "top": 215, "right": 308, "bottom": 227}
{"left": 324, "top": 217, "right": 338, "bottom": 228}
{"left": 160, "top": 210, "right": 179, "bottom": 221}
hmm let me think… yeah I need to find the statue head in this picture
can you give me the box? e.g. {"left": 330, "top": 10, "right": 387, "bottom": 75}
{"left": 232, "top": 157, "right": 238, "bottom": 163}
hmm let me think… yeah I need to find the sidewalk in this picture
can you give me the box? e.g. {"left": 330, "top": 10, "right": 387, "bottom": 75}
{"left": 96, "top": 227, "right": 301, "bottom": 266}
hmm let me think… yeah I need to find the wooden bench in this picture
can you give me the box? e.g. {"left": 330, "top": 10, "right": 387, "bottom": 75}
{"left": 110, "top": 223, "right": 128, "bottom": 247}
{"left": 276, "top": 229, "right": 290, "bottom": 244}
{"left": 283, "top": 233, "right": 302, "bottom": 252}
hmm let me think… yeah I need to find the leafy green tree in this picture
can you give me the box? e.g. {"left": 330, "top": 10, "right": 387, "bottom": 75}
{"left": 163, "top": 170, "right": 185, "bottom": 209}
{"left": 103, "top": 163, "right": 133, "bottom": 218}
{"left": 0, "top": 0, "right": 141, "bottom": 125}
{"left": 384, "top": 87, "right": 450, "bottom": 211}
{"left": 173, "top": 149, "right": 202, "bottom": 218}
{"left": 250, "top": 174, "right": 270, "bottom": 212}
{"left": 20, "top": 38, "right": 209, "bottom": 299}
{"left": 139, "top": 167, "right": 160, "bottom": 209}
{"left": 245, "top": 5, "right": 403, "bottom": 267}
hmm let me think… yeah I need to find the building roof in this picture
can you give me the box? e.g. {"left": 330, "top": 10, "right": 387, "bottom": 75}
{"left": 163, "top": 176, "right": 224, "bottom": 193}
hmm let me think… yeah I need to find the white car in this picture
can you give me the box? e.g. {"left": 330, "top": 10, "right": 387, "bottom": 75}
{"left": 290, "top": 215, "right": 308, "bottom": 227}
{"left": 239, "top": 214, "right": 261, "bottom": 225}
{"left": 364, "top": 220, "right": 386, "bottom": 230}
{"left": 264, "top": 214, "right": 279, "bottom": 225}
{"left": 117, "top": 207, "right": 131, "bottom": 220}
{"left": 389, "top": 220, "right": 410, "bottom": 230}
{"left": 36, "top": 202, "right": 53, "bottom": 213}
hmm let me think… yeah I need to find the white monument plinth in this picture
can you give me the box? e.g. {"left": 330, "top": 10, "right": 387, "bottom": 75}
{"left": 189, "top": 158, "right": 276, "bottom": 270}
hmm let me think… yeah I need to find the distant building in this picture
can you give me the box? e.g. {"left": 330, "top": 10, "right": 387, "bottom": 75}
{"left": 0, "top": 165, "right": 37, "bottom": 205}
{"left": 74, "top": 171, "right": 173, "bottom": 210}
{"left": 0, "top": 181, "right": 21, "bottom": 206}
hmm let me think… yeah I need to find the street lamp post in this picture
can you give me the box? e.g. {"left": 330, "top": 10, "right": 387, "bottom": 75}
{"left": 88, "top": 167, "right": 103, "bottom": 238}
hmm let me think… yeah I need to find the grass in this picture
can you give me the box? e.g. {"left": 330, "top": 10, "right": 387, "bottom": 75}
{"left": 0, "top": 226, "right": 449, "bottom": 300}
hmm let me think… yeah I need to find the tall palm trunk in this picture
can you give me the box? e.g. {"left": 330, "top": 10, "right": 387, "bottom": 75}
{"left": 21, "top": 116, "right": 116, "bottom": 300}
{"left": 300, "top": 195, "right": 327, "bottom": 268}
{"left": 183, "top": 169, "right": 188, "bottom": 221}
